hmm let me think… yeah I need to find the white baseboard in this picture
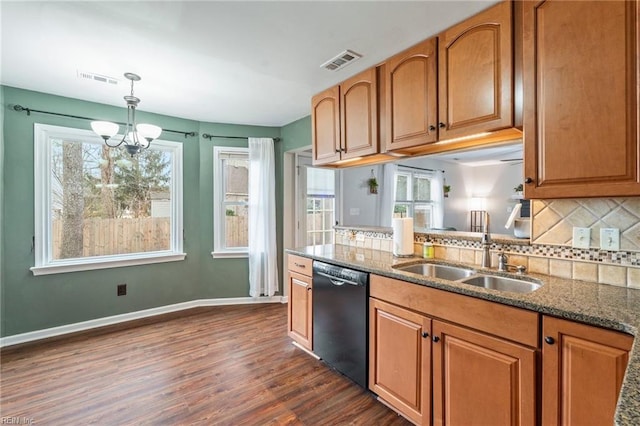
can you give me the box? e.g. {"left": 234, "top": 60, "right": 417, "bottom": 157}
{"left": 0, "top": 296, "right": 285, "bottom": 348}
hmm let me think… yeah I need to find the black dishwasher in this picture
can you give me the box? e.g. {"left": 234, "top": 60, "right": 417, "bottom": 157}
{"left": 312, "top": 260, "right": 369, "bottom": 388}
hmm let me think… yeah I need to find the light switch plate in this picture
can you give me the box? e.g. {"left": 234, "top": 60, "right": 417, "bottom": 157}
{"left": 600, "top": 228, "right": 620, "bottom": 251}
{"left": 572, "top": 227, "right": 591, "bottom": 249}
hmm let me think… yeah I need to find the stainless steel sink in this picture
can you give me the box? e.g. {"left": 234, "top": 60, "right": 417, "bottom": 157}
{"left": 460, "top": 275, "right": 542, "bottom": 294}
{"left": 394, "top": 263, "right": 475, "bottom": 281}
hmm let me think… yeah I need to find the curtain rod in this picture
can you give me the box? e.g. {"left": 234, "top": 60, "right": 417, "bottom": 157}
{"left": 12, "top": 105, "right": 198, "bottom": 139}
{"left": 398, "top": 164, "right": 445, "bottom": 173}
{"left": 202, "top": 133, "right": 280, "bottom": 142}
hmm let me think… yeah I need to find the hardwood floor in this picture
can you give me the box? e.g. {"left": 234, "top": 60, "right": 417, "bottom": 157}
{"left": 0, "top": 304, "right": 411, "bottom": 425}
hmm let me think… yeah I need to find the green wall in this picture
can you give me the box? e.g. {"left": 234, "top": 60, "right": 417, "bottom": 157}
{"left": 0, "top": 86, "right": 283, "bottom": 337}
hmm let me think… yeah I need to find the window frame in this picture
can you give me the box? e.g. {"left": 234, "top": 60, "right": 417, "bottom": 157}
{"left": 212, "top": 146, "right": 249, "bottom": 258}
{"left": 31, "top": 123, "right": 185, "bottom": 276}
{"left": 394, "top": 169, "right": 435, "bottom": 232}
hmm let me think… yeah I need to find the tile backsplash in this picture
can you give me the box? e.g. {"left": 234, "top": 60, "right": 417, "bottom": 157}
{"left": 532, "top": 198, "right": 640, "bottom": 251}
{"left": 335, "top": 206, "right": 640, "bottom": 289}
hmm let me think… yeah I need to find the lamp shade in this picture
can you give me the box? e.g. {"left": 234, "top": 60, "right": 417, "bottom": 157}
{"left": 91, "top": 121, "right": 119, "bottom": 139}
{"left": 137, "top": 123, "right": 162, "bottom": 141}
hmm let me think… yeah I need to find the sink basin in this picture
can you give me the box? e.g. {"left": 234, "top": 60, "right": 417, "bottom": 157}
{"left": 394, "top": 263, "right": 475, "bottom": 281}
{"left": 460, "top": 275, "right": 542, "bottom": 294}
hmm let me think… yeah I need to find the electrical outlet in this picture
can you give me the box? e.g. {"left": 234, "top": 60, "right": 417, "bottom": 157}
{"left": 350, "top": 208, "right": 360, "bottom": 216}
{"left": 356, "top": 233, "right": 365, "bottom": 242}
{"left": 600, "top": 228, "right": 620, "bottom": 251}
{"left": 572, "top": 227, "right": 591, "bottom": 249}
{"left": 117, "top": 283, "right": 127, "bottom": 296}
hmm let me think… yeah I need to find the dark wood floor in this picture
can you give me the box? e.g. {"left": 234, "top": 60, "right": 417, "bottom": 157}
{"left": 1, "top": 303, "right": 411, "bottom": 425}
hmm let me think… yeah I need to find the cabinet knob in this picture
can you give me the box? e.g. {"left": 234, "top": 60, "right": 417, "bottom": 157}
{"left": 422, "top": 332, "right": 429, "bottom": 338}
{"left": 525, "top": 177, "right": 533, "bottom": 184}
{"left": 432, "top": 336, "right": 440, "bottom": 343}
{"left": 438, "top": 122, "right": 446, "bottom": 129}
{"left": 429, "top": 125, "right": 436, "bottom": 131}
{"left": 544, "top": 336, "right": 555, "bottom": 345}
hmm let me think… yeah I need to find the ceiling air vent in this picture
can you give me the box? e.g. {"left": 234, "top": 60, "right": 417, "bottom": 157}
{"left": 77, "top": 70, "right": 119, "bottom": 85}
{"left": 320, "top": 50, "right": 362, "bottom": 72}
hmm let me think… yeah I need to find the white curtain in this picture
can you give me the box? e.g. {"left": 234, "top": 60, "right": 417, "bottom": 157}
{"left": 431, "top": 171, "right": 445, "bottom": 229}
{"left": 380, "top": 163, "right": 398, "bottom": 227}
{"left": 248, "top": 138, "right": 279, "bottom": 297}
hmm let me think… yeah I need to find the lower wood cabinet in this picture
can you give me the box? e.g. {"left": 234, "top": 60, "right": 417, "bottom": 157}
{"left": 369, "top": 298, "right": 431, "bottom": 425}
{"left": 368, "top": 274, "right": 635, "bottom": 425}
{"left": 542, "top": 316, "right": 633, "bottom": 426}
{"left": 287, "top": 255, "right": 313, "bottom": 350}
{"left": 369, "top": 274, "right": 538, "bottom": 425}
{"left": 432, "top": 320, "right": 536, "bottom": 426}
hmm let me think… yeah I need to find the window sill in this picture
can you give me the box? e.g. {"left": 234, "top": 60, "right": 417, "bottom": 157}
{"left": 31, "top": 252, "right": 187, "bottom": 276}
{"left": 211, "top": 251, "right": 248, "bottom": 259}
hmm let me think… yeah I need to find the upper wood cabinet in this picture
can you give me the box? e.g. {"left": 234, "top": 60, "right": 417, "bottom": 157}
{"left": 312, "top": 68, "right": 378, "bottom": 165}
{"left": 438, "top": 0, "right": 516, "bottom": 140}
{"left": 542, "top": 316, "right": 633, "bottom": 426}
{"left": 383, "top": 37, "right": 438, "bottom": 151}
{"left": 311, "top": 86, "right": 341, "bottom": 165}
{"left": 523, "top": 0, "right": 640, "bottom": 198}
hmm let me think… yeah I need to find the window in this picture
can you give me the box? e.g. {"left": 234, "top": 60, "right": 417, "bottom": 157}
{"left": 32, "top": 124, "right": 185, "bottom": 276}
{"left": 394, "top": 169, "right": 439, "bottom": 232}
{"left": 213, "top": 146, "right": 249, "bottom": 257}
{"left": 305, "top": 166, "right": 335, "bottom": 245}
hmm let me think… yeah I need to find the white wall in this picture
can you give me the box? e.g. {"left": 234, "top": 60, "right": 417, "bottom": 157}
{"left": 339, "top": 157, "right": 524, "bottom": 233}
{"left": 340, "top": 164, "right": 383, "bottom": 226}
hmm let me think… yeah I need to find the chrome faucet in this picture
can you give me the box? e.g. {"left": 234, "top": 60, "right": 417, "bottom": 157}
{"left": 497, "top": 252, "right": 527, "bottom": 275}
{"left": 481, "top": 212, "right": 491, "bottom": 268}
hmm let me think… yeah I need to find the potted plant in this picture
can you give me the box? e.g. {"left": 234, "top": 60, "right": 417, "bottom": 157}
{"left": 513, "top": 183, "right": 524, "bottom": 198}
{"left": 367, "top": 176, "right": 379, "bottom": 194}
{"left": 443, "top": 184, "right": 451, "bottom": 198}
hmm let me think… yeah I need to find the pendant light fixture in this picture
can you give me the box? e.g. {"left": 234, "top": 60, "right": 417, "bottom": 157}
{"left": 91, "top": 72, "right": 162, "bottom": 156}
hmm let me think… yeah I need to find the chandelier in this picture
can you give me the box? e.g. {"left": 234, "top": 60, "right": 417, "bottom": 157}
{"left": 91, "top": 72, "right": 162, "bottom": 156}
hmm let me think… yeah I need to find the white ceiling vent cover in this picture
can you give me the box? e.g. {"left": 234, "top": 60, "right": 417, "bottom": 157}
{"left": 320, "top": 50, "right": 362, "bottom": 71}
{"left": 77, "top": 70, "right": 118, "bottom": 85}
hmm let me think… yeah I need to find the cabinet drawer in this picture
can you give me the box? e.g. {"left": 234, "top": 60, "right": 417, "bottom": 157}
{"left": 287, "top": 255, "right": 313, "bottom": 277}
{"left": 371, "top": 274, "right": 539, "bottom": 347}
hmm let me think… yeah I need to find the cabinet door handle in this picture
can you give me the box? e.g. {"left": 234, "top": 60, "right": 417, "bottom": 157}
{"left": 335, "top": 149, "right": 341, "bottom": 153}
{"left": 544, "top": 336, "right": 555, "bottom": 345}
{"left": 429, "top": 125, "right": 436, "bottom": 131}
{"left": 422, "top": 332, "right": 429, "bottom": 338}
{"left": 438, "top": 122, "right": 446, "bottom": 129}
{"left": 525, "top": 177, "right": 533, "bottom": 184}
{"left": 432, "top": 336, "right": 440, "bottom": 343}
{"left": 294, "top": 263, "right": 306, "bottom": 268}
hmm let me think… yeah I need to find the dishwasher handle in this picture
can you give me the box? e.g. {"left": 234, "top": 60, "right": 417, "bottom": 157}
{"left": 314, "top": 271, "right": 360, "bottom": 286}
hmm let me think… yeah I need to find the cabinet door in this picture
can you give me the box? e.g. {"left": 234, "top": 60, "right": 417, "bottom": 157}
{"left": 340, "top": 68, "right": 378, "bottom": 160}
{"left": 432, "top": 320, "right": 536, "bottom": 426}
{"left": 542, "top": 316, "right": 633, "bottom": 426}
{"left": 287, "top": 271, "right": 312, "bottom": 350}
{"left": 438, "top": 1, "right": 513, "bottom": 140}
{"left": 312, "top": 86, "right": 341, "bottom": 165}
{"left": 369, "top": 298, "right": 431, "bottom": 425}
{"left": 523, "top": 0, "right": 640, "bottom": 198}
{"left": 384, "top": 37, "right": 438, "bottom": 151}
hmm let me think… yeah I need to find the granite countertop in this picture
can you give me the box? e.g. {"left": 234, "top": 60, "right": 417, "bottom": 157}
{"left": 287, "top": 244, "right": 640, "bottom": 426}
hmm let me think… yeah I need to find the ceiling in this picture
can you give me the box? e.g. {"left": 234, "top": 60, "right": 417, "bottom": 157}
{"left": 1, "top": 1, "right": 499, "bottom": 127}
